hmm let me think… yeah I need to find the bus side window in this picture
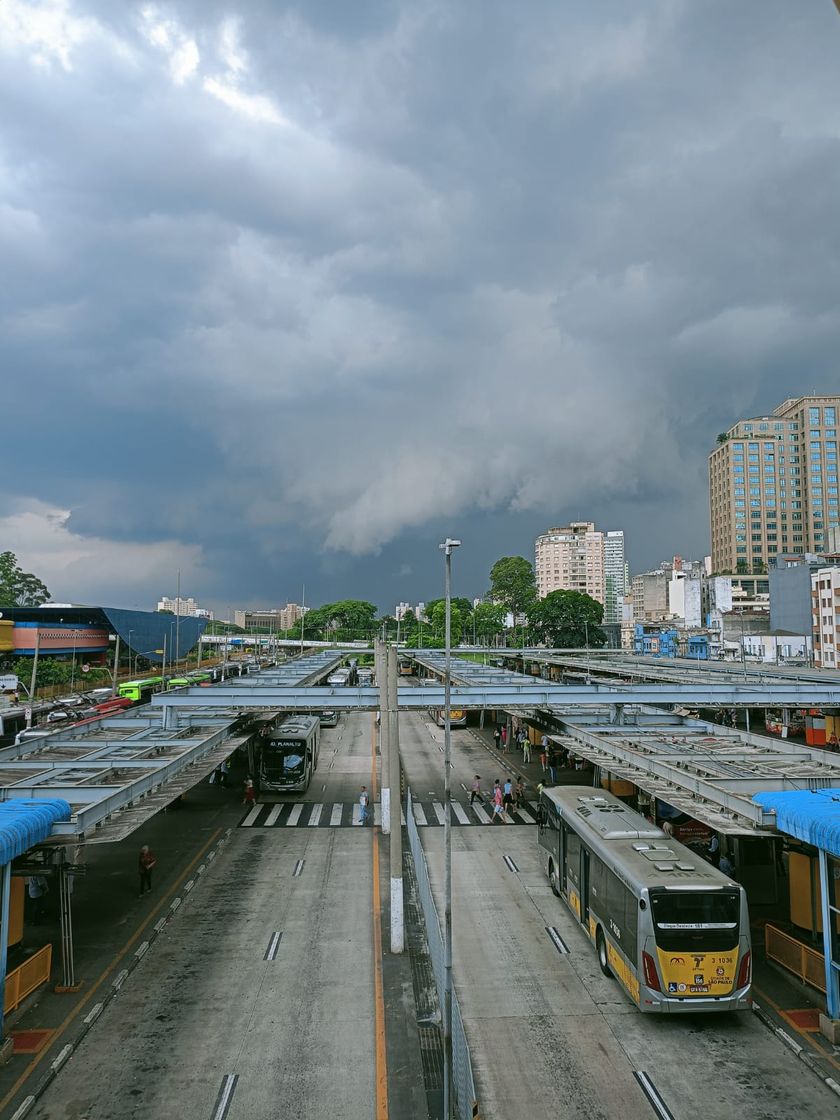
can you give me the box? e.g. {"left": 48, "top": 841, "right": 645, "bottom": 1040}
{"left": 565, "top": 828, "right": 580, "bottom": 890}
{"left": 589, "top": 854, "right": 605, "bottom": 911}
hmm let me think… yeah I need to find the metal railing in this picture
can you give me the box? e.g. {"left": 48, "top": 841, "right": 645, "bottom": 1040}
{"left": 406, "top": 788, "right": 478, "bottom": 1120}
{"left": 4, "top": 944, "right": 52, "bottom": 1013}
{"left": 765, "top": 924, "right": 826, "bottom": 994}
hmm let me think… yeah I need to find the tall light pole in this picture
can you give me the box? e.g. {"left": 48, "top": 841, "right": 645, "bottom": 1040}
{"left": 439, "top": 536, "right": 461, "bottom": 1120}
{"left": 127, "top": 630, "right": 134, "bottom": 681}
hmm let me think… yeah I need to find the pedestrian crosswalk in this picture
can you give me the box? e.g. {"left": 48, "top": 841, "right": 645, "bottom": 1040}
{"left": 238, "top": 799, "right": 541, "bottom": 829}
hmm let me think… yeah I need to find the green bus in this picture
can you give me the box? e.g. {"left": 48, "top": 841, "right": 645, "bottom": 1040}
{"left": 539, "top": 786, "right": 752, "bottom": 1013}
{"left": 165, "top": 677, "right": 192, "bottom": 690}
{"left": 118, "top": 677, "right": 164, "bottom": 703}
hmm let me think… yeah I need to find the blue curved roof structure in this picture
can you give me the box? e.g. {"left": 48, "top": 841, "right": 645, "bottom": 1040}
{"left": 0, "top": 605, "right": 207, "bottom": 665}
{"left": 753, "top": 788, "right": 840, "bottom": 857}
{"left": 0, "top": 799, "right": 72, "bottom": 865}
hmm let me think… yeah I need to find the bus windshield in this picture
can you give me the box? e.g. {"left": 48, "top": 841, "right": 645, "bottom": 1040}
{"left": 650, "top": 889, "right": 740, "bottom": 951}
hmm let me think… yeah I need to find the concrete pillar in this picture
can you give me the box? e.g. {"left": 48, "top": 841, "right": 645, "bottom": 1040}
{"left": 818, "top": 848, "right": 840, "bottom": 1022}
{"left": 377, "top": 640, "right": 390, "bottom": 835}
{"left": 387, "top": 645, "right": 404, "bottom": 954}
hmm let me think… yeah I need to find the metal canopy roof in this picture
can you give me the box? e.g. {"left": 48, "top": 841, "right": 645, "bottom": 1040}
{"left": 753, "top": 789, "right": 840, "bottom": 856}
{"left": 0, "top": 649, "right": 349, "bottom": 844}
{"left": 408, "top": 652, "right": 840, "bottom": 835}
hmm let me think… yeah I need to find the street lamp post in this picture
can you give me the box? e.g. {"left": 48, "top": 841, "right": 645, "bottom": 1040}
{"left": 127, "top": 630, "right": 134, "bottom": 681}
{"left": 439, "top": 536, "right": 461, "bottom": 1120}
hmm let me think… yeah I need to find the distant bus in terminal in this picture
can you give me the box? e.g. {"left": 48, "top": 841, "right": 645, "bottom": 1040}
{"left": 327, "top": 668, "right": 352, "bottom": 687}
{"left": 165, "top": 677, "right": 192, "bottom": 690}
{"left": 117, "top": 676, "right": 164, "bottom": 703}
{"left": 398, "top": 658, "right": 414, "bottom": 677}
{"left": 431, "top": 709, "right": 467, "bottom": 728}
{"left": 357, "top": 667, "right": 374, "bottom": 686}
{"left": 538, "top": 786, "right": 752, "bottom": 1014}
{"left": 318, "top": 710, "right": 339, "bottom": 728}
{"left": 258, "top": 715, "right": 320, "bottom": 794}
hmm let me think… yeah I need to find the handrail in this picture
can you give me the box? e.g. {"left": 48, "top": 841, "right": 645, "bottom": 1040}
{"left": 4, "top": 944, "right": 53, "bottom": 1013}
{"left": 765, "top": 923, "right": 826, "bottom": 994}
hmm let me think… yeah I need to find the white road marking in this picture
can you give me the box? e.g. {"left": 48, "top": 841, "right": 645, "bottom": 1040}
{"left": 264, "top": 804, "right": 283, "bottom": 827}
{"left": 546, "top": 926, "right": 569, "bottom": 954}
{"left": 413, "top": 802, "right": 428, "bottom": 826}
{"left": 352, "top": 804, "right": 362, "bottom": 825}
{"left": 308, "top": 803, "right": 323, "bottom": 826}
{"left": 293, "top": 859, "right": 305, "bottom": 877}
{"left": 471, "top": 803, "right": 491, "bottom": 824}
{"left": 212, "top": 1074, "right": 239, "bottom": 1120}
{"left": 264, "top": 931, "right": 283, "bottom": 961}
{"left": 514, "top": 808, "right": 535, "bottom": 824}
{"left": 330, "top": 803, "right": 343, "bottom": 826}
{"left": 633, "top": 1072, "right": 674, "bottom": 1120}
{"left": 451, "top": 802, "right": 470, "bottom": 824}
{"left": 432, "top": 801, "right": 446, "bottom": 824}
{"left": 285, "top": 804, "right": 303, "bottom": 826}
{"left": 242, "top": 805, "right": 263, "bottom": 827}
{"left": 503, "top": 855, "right": 519, "bottom": 873}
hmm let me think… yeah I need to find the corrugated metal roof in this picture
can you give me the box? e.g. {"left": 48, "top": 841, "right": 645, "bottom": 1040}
{"left": 0, "top": 798, "right": 71, "bottom": 864}
{"left": 753, "top": 788, "right": 840, "bottom": 856}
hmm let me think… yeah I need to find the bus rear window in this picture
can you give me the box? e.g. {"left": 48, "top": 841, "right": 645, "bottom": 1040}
{"left": 650, "top": 889, "right": 740, "bottom": 951}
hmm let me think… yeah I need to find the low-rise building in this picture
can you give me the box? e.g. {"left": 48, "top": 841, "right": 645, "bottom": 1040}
{"left": 812, "top": 567, "right": 840, "bottom": 668}
{"left": 157, "top": 596, "right": 213, "bottom": 619}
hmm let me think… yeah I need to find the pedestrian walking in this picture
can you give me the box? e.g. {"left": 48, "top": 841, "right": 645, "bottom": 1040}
{"left": 219, "top": 759, "right": 230, "bottom": 787}
{"left": 359, "top": 785, "right": 370, "bottom": 825}
{"left": 492, "top": 779, "right": 502, "bottom": 806}
{"left": 470, "top": 775, "right": 484, "bottom": 805}
{"left": 500, "top": 726, "right": 508, "bottom": 752}
{"left": 548, "top": 745, "right": 558, "bottom": 784}
{"left": 539, "top": 734, "right": 549, "bottom": 774}
{"left": 515, "top": 778, "right": 525, "bottom": 809}
{"left": 243, "top": 778, "right": 256, "bottom": 807}
{"left": 719, "top": 851, "right": 735, "bottom": 879}
{"left": 707, "top": 833, "right": 720, "bottom": 868}
{"left": 503, "top": 778, "right": 513, "bottom": 816}
{"left": 493, "top": 726, "right": 501, "bottom": 751}
{"left": 138, "top": 845, "right": 156, "bottom": 897}
{"left": 521, "top": 732, "right": 531, "bottom": 764}
{"left": 27, "top": 874, "right": 48, "bottom": 923}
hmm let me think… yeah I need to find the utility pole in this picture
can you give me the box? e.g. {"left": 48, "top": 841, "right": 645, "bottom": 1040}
{"left": 111, "top": 634, "right": 121, "bottom": 694}
{"left": 378, "top": 640, "right": 391, "bottom": 836}
{"left": 175, "top": 568, "right": 181, "bottom": 669}
{"left": 387, "top": 643, "right": 403, "bottom": 953}
{"left": 26, "top": 628, "right": 41, "bottom": 727}
{"left": 439, "top": 537, "right": 461, "bottom": 1119}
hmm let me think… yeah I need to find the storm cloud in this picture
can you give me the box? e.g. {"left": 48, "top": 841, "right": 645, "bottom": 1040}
{"left": 2, "top": 1, "right": 840, "bottom": 610}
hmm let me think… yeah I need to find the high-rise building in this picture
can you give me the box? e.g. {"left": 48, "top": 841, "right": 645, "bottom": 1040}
{"left": 234, "top": 604, "right": 304, "bottom": 632}
{"left": 603, "top": 530, "right": 627, "bottom": 624}
{"left": 157, "top": 596, "right": 213, "bottom": 620}
{"left": 709, "top": 395, "right": 840, "bottom": 574}
{"left": 535, "top": 521, "right": 607, "bottom": 604}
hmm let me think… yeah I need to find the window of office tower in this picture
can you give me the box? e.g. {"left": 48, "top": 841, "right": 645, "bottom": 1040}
{"left": 810, "top": 406, "right": 821, "bottom": 425}
{"left": 826, "top": 407, "right": 837, "bottom": 425}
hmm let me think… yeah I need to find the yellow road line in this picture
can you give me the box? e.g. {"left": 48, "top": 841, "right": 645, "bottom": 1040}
{"left": 754, "top": 985, "right": 840, "bottom": 1072}
{"left": 0, "top": 827, "right": 224, "bottom": 1115}
{"left": 371, "top": 712, "right": 389, "bottom": 1120}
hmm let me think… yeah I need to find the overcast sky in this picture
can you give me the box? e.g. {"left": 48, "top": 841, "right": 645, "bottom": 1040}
{"left": 2, "top": 1, "right": 840, "bottom": 616}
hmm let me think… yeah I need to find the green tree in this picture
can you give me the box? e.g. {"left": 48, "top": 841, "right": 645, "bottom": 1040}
{"left": 488, "top": 557, "right": 536, "bottom": 623}
{"left": 428, "top": 601, "right": 463, "bottom": 646}
{"left": 528, "top": 590, "right": 607, "bottom": 649}
{"left": 424, "top": 597, "right": 472, "bottom": 620}
{"left": 469, "top": 602, "right": 507, "bottom": 644}
{"left": 0, "top": 552, "right": 50, "bottom": 606}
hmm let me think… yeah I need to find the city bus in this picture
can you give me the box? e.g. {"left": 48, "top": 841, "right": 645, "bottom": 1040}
{"left": 258, "top": 714, "right": 320, "bottom": 794}
{"left": 117, "top": 676, "right": 164, "bottom": 703}
{"left": 165, "top": 677, "right": 192, "bottom": 689}
{"left": 538, "top": 786, "right": 751, "bottom": 1013}
{"left": 327, "top": 668, "right": 351, "bottom": 687}
{"left": 398, "top": 658, "right": 414, "bottom": 677}
{"left": 431, "top": 709, "right": 468, "bottom": 728}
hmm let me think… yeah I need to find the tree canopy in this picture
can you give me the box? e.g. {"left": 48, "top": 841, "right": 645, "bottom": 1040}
{"left": 528, "top": 590, "right": 607, "bottom": 649}
{"left": 0, "top": 552, "right": 50, "bottom": 606}
{"left": 488, "top": 556, "right": 536, "bottom": 621}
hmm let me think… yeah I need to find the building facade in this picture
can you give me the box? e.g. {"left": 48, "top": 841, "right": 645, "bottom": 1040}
{"left": 157, "top": 596, "right": 213, "bottom": 620}
{"left": 234, "top": 604, "right": 304, "bottom": 632}
{"left": 812, "top": 567, "right": 840, "bottom": 668}
{"left": 709, "top": 395, "right": 840, "bottom": 574}
{"left": 536, "top": 521, "right": 622, "bottom": 609}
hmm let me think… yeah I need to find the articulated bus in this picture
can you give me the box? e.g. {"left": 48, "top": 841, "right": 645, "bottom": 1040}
{"left": 431, "top": 709, "right": 468, "bottom": 728}
{"left": 258, "top": 714, "right": 320, "bottom": 794}
{"left": 539, "top": 786, "right": 751, "bottom": 1013}
{"left": 117, "top": 677, "right": 164, "bottom": 703}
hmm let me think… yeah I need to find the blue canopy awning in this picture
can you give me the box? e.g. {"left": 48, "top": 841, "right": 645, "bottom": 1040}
{"left": 753, "top": 788, "right": 840, "bottom": 858}
{"left": 0, "top": 799, "right": 72, "bottom": 865}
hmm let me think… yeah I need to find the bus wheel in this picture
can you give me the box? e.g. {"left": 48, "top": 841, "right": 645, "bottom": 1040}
{"left": 549, "top": 860, "right": 560, "bottom": 897}
{"left": 596, "top": 929, "right": 612, "bottom": 978}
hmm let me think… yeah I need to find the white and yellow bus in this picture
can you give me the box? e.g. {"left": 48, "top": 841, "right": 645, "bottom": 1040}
{"left": 539, "top": 786, "right": 752, "bottom": 1013}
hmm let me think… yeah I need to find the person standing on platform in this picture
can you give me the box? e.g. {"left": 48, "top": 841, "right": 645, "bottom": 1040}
{"left": 707, "top": 833, "right": 720, "bottom": 868}
{"left": 243, "top": 778, "right": 256, "bottom": 807}
{"left": 138, "top": 845, "right": 156, "bottom": 897}
{"left": 521, "top": 731, "right": 531, "bottom": 764}
{"left": 28, "top": 874, "right": 48, "bottom": 923}
{"left": 493, "top": 726, "right": 501, "bottom": 751}
{"left": 548, "top": 745, "right": 558, "bottom": 785}
{"left": 540, "top": 734, "right": 549, "bottom": 775}
{"left": 500, "top": 725, "right": 508, "bottom": 752}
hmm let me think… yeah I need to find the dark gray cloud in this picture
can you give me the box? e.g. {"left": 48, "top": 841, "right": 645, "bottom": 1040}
{"left": 2, "top": 0, "right": 840, "bottom": 613}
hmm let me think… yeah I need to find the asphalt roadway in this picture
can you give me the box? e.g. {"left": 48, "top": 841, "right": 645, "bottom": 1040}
{"left": 7, "top": 706, "right": 840, "bottom": 1120}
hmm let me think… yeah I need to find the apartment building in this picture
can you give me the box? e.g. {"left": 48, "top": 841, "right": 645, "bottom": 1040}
{"left": 535, "top": 521, "right": 624, "bottom": 611}
{"left": 709, "top": 395, "right": 840, "bottom": 574}
{"left": 811, "top": 567, "right": 840, "bottom": 668}
{"left": 234, "top": 604, "right": 304, "bottom": 632}
{"left": 156, "top": 596, "right": 213, "bottom": 620}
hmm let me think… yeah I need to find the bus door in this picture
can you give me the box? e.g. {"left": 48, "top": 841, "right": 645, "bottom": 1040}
{"left": 580, "top": 848, "right": 590, "bottom": 925}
